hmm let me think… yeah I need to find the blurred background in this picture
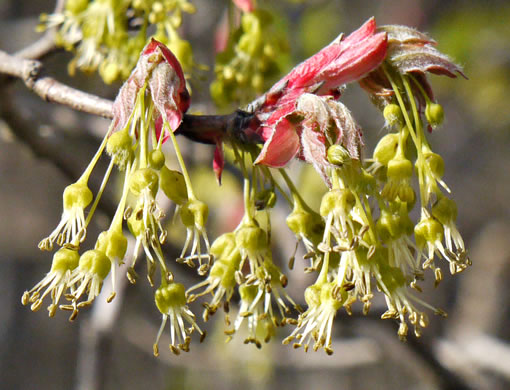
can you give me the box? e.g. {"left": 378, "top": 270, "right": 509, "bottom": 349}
{"left": 1, "top": 0, "right": 510, "bottom": 389}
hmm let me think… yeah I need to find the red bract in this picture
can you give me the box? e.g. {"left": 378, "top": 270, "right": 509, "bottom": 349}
{"left": 254, "top": 18, "right": 387, "bottom": 167}
{"left": 232, "top": 0, "right": 254, "bottom": 13}
{"left": 111, "top": 39, "right": 190, "bottom": 140}
{"left": 360, "top": 25, "right": 465, "bottom": 107}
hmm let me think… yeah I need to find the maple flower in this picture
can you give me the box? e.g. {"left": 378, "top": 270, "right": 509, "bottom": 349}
{"left": 253, "top": 17, "right": 387, "bottom": 168}
{"left": 283, "top": 282, "right": 342, "bottom": 355}
{"left": 153, "top": 281, "right": 205, "bottom": 356}
{"left": 22, "top": 248, "right": 79, "bottom": 317}
{"left": 39, "top": 181, "right": 93, "bottom": 250}
{"left": 186, "top": 232, "right": 242, "bottom": 321}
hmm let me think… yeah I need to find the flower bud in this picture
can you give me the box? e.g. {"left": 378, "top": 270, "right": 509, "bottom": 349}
{"left": 96, "top": 230, "right": 128, "bottom": 261}
{"left": 155, "top": 282, "right": 186, "bottom": 314}
{"left": 383, "top": 104, "right": 403, "bottom": 127}
{"left": 425, "top": 102, "right": 444, "bottom": 129}
{"left": 387, "top": 155, "right": 413, "bottom": 179}
{"left": 79, "top": 249, "right": 111, "bottom": 280}
{"left": 63, "top": 182, "right": 93, "bottom": 210}
{"left": 149, "top": 150, "right": 166, "bottom": 171}
{"left": 304, "top": 284, "right": 321, "bottom": 307}
{"left": 373, "top": 133, "right": 399, "bottom": 165}
{"left": 107, "top": 128, "right": 134, "bottom": 169}
{"left": 286, "top": 206, "right": 324, "bottom": 246}
{"left": 210, "top": 232, "right": 237, "bottom": 259}
{"left": 376, "top": 210, "right": 401, "bottom": 241}
{"left": 251, "top": 73, "right": 264, "bottom": 90}
{"left": 160, "top": 166, "right": 188, "bottom": 205}
{"left": 414, "top": 217, "right": 444, "bottom": 246}
{"left": 320, "top": 189, "right": 355, "bottom": 217}
{"left": 100, "top": 62, "right": 120, "bottom": 85}
{"left": 50, "top": 248, "right": 80, "bottom": 274}
{"left": 327, "top": 145, "right": 351, "bottom": 166}
{"left": 168, "top": 38, "right": 194, "bottom": 73}
{"left": 65, "top": 0, "right": 88, "bottom": 14}
{"left": 235, "top": 224, "right": 268, "bottom": 253}
{"left": 180, "top": 198, "right": 208, "bottom": 229}
{"left": 129, "top": 168, "right": 159, "bottom": 197}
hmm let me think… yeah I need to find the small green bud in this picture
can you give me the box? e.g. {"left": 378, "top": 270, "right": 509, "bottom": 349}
{"left": 180, "top": 198, "right": 208, "bottom": 229}
{"left": 209, "top": 260, "right": 226, "bottom": 280}
{"left": 223, "top": 66, "right": 234, "bottom": 81}
{"left": 96, "top": 230, "right": 128, "bottom": 261}
{"left": 63, "top": 182, "right": 93, "bottom": 210}
{"left": 235, "top": 224, "right": 268, "bottom": 253}
{"left": 304, "top": 284, "right": 321, "bottom": 308}
{"left": 160, "top": 166, "right": 188, "bottom": 205}
{"left": 168, "top": 38, "right": 194, "bottom": 72}
{"left": 251, "top": 73, "right": 264, "bottom": 90}
{"left": 373, "top": 133, "right": 399, "bottom": 165}
{"left": 383, "top": 104, "right": 403, "bottom": 126}
{"left": 50, "top": 248, "right": 80, "bottom": 273}
{"left": 155, "top": 282, "right": 186, "bottom": 314}
{"left": 99, "top": 62, "right": 119, "bottom": 84}
{"left": 286, "top": 206, "right": 324, "bottom": 244}
{"left": 425, "top": 102, "right": 444, "bottom": 129}
{"left": 376, "top": 210, "right": 401, "bottom": 241}
{"left": 129, "top": 168, "right": 159, "bottom": 197}
{"left": 106, "top": 128, "right": 133, "bottom": 169}
{"left": 414, "top": 217, "right": 444, "bottom": 246}
{"left": 327, "top": 145, "right": 351, "bottom": 166}
{"left": 210, "top": 232, "right": 237, "bottom": 259}
{"left": 263, "top": 43, "right": 275, "bottom": 58}
{"left": 387, "top": 155, "right": 413, "bottom": 179}
{"left": 79, "top": 249, "right": 111, "bottom": 280}
{"left": 320, "top": 189, "right": 355, "bottom": 217}
{"left": 65, "top": 0, "right": 89, "bottom": 14}
{"left": 149, "top": 149, "right": 165, "bottom": 171}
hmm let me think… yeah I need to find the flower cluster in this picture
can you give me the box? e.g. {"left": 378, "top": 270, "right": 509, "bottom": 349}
{"left": 24, "top": 39, "right": 210, "bottom": 354}
{"left": 211, "top": 4, "right": 289, "bottom": 107}
{"left": 25, "top": 17, "right": 470, "bottom": 356}
{"left": 40, "top": 0, "right": 198, "bottom": 83}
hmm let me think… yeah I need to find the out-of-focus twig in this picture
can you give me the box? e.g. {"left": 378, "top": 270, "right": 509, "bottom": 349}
{"left": 0, "top": 49, "right": 258, "bottom": 142}
{"left": 0, "top": 50, "right": 114, "bottom": 118}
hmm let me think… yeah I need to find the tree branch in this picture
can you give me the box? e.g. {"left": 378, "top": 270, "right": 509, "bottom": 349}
{"left": 0, "top": 49, "right": 257, "bottom": 143}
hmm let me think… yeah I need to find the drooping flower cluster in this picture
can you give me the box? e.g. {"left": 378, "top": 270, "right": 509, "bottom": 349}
{"left": 25, "top": 17, "right": 470, "bottom": 356}
{"left": 211, "top": 4, "right": 289, "bottom": 107}
{"left": 24, "top": 38, "right": 210, "bottom": 354}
